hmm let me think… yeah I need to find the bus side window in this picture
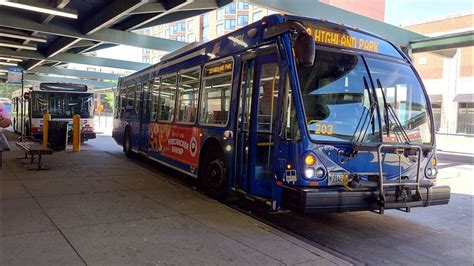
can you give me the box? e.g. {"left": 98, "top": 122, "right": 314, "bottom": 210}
{"left": 177, "top": 67, "right": 200, "bottom": 123}
{"left": 200, "top": 59, "right": 233, "bottom": 126}
{"left": 158, "top": 74, "right": 177, "bottom": 122}
{"left": 134, "top": 83, "right": 142, "bottom": 116}
{"left": 126, "top": 86, "right": 135, "bottom": 114}
{"left": 281, "top": 73, "right": 301, "bottom": 140}
{"left": 151, "top": 78, "right": 160, "bottom": 121}
{"left": 119, "top": 89, "right": 126, "bottom": 118}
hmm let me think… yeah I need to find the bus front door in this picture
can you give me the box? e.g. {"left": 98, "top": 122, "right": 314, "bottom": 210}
{"left": 237, "top": 51, "right": 280, "bottom": 198}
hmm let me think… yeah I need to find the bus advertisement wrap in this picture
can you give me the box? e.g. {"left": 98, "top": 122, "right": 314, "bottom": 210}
{"left": 149, "top": 123, "right": 201, "bottom": 167}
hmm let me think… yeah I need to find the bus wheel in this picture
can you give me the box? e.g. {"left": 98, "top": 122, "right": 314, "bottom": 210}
{"left": 201, "top": 153, "right": 228, "bottom": 201}
{"left": 123, "top": 129, "right": 135, "bottom": 158}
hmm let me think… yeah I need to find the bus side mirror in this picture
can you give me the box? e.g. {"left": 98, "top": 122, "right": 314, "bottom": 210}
{"left": 294, "top": 33, "right": 315, "bottom": 67}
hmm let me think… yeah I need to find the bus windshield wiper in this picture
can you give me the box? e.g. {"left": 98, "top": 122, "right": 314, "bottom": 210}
{"left": 376, "top": 78, "right": 411, "bottom": 144}
{"left": 352, "top": 77, "right": 376, "bottom": 143}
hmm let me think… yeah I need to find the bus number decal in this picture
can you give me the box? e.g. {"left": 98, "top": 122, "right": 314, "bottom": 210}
{"left": 315, "top": 124, "right": 334, "bottom": 135}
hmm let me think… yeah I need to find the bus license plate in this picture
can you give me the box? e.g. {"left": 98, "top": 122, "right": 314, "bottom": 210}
{"left": 328, "top": 173, "right": 345, "bottom": 186}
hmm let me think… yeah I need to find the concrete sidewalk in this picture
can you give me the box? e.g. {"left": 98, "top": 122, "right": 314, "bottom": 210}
{"left": 0, "top": 135, "right": 349, "bottom": 265}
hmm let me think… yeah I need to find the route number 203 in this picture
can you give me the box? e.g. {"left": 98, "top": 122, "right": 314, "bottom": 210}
{"left": 315, "top": 124, "right": 334, "bottom": 135}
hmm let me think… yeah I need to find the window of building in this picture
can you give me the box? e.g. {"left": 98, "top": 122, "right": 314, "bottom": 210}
{"left": 457, "top": 102, "right": 474, "bottom": 134}
{"left": 252, "top": 11, "right": 262, "bottom": 22}
{"left": 216, "top": 8, "right": 224, "bottom": 20}
{"left": 203, "top": 28, "right": 209, "bottom": 42}
{"left": 177, "top": 68, "right": 200, "bottom": 123}
{"left": 158, "top": 75, "right": 177, "bottom": 121}
{"left": 237, "top": 2, "right": 249, "bottom": 9}
{"left": 151, "top": 78, "right": 160, "bottom": 121}
{"left": 225, "top": 2, "right": 236, "bottom": 14}
{"left": 171, "top": 25, "right": 177, "bottom": 34}
{"left": 177, "top": 22, "right": 185, "bottom": 31}
{"left": 177, "top": 35, "right": 185, "bottom": 41}
{"left": 237, "top": 15, "right": 248, "bottom": 26}
{"left": 200, "top": 59, "right": 233, "bottom": 125}
{"left": 216, "top": 23, "right": 224, "bottom": 36}
{"left": 187, "top": 33, "right": 195, "bottom": 42}
{"left": 431, "top": 102, "right": 442, "bottom": 132}
{"left": 164, "top": 29, "right": 170, "bottom": 38}
{"left": 225, "top": 19, "right": 236, "bottom": 30}
{"left": 202, "top": 13, "right": 209, "bottom": 27}
{"left": 187, "top": 19, "right": 194, "bottom": 31}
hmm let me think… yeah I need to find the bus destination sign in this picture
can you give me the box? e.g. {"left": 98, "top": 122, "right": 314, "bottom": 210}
{"left": 205, "top": 61, "right": 233, "bottom": 76}
{"left": 306, "top": 27, "right": 380, "bottom": 53}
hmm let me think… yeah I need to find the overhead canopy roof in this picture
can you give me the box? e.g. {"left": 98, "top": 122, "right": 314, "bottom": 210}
{"left": 0, "top": 0, "right": 232, "bottom": 88}
{"left": 453, "top": 94, "right": 474, "bottom": 103}
{"left": 0, "top": 0, "right": 469, "bottom": 89}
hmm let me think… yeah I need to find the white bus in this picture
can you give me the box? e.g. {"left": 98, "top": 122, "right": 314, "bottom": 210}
{"left": 12, "top": 82, "right": 96, "bottom": 141}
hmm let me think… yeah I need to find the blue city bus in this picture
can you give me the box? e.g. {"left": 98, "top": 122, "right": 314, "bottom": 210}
{"left": 113, "top": 14, "right": 450, "bottom": 214}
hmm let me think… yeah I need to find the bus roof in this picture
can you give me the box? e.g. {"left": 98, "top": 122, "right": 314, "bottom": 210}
{"left": 119, "top": 14, "right": 404, "bottom": 87}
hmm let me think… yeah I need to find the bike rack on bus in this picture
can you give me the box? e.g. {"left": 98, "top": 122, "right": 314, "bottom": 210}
{"left": 376, "top": 143, "right": 423, "bottom": 214}
{"left": 353, "top": 142, "right": 423, "bottom": 214}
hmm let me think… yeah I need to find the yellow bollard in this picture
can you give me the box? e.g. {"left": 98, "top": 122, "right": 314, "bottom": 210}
{"left": 72, "top": 114, "right": 81, "bottom": 152}
{"left": 42, "top": 113, "right": 51, "bottom": 148}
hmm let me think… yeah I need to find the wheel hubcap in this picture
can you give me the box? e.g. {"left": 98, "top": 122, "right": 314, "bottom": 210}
{"left": 208, "top": 160, "right": 224, "bottom": 188}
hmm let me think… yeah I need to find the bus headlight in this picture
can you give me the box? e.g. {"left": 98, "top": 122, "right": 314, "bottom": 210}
{"left": 304, "top": 167, "right": 315, "bottom": 178}
{"left": 425, "top": 155, "right": 438, "bottom": 179}
{"left": 426, "top": 168, "right": 433, "bottom": 177}
{"left": 315, "top": 168, "right": 325, "bottom": 178}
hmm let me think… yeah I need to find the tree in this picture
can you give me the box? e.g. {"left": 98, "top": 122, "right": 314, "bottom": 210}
{"left": 0, "top": 82, "right": 21, "bottom": 98}
{"left": 101, "top": 92, "right": 114, "bottom": 112}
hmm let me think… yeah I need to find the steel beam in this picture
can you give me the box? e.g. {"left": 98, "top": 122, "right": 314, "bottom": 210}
{"left": 410, "top": 31, "right": 474, "bottom": 53}
{"left": 45, "top": 37, "right": 82, "bottom": 57}
{"left": 26, "top": 66, "right": 122, "bottom": 81}
{"left": 24, "top": 59, "right": 45, "bottom": 70}
{"left": 0, "top": 10, "right": 186, "bottom": 52}
{"left": 83, "top": 0, "right": 149, "bottom": 34}
{"left": 0, "top": 48, "right": 150, "bottom": 70}
{"left": 241, "top": 0, "right": 425, "bottom": 47}
{"left": 140, "top": 9, "right": 214, "bottom": 29}
{"left": 119, "top": 0, "right": 192, "bottom": 31}
{"left": 128, "top": 2, "right": 166, "bottom": 15}
{"left": 24, "top": 74, "right": 116, "bottom": 88}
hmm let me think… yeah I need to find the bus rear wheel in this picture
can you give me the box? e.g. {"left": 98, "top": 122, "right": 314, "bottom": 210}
{"left": 123, "top": 128, "right": 135, "bottom": 158}
{"left": 200, "top": 152, "right": 228, "bottom": 201}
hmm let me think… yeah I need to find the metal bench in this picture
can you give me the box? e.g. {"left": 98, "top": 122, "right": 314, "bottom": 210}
{"left": 16, "top": 141, "right": 53, "bottom": 170}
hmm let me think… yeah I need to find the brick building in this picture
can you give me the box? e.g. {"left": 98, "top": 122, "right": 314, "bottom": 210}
{"left": 405, "top": 13, "right": 474, "bottom": 134}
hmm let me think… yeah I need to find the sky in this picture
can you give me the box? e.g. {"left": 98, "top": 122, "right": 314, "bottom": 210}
{"left": 385, "top": 0, "right": 473, "bottom": 26}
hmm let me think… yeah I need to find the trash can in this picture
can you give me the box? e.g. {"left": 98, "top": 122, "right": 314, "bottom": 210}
{"left": 48, "top": 120, "right": 68, "bottom": 151}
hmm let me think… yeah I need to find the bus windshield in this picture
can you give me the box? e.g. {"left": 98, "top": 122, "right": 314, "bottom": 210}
{"left": 297, "top": 49, "right": 432, "bottom": 144}
{"left": 32, "top": 92, "right": 94, "bottom": 119}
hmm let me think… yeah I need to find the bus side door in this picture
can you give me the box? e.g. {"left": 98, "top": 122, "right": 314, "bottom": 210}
{"left": 237, "top": 49, "right": 281, "bottom": 198}
{"left": 131, "top": 83, "right": 142, "bottom": 150}
{"left": 139, "top": 81, "right": 151, "bottom": 152}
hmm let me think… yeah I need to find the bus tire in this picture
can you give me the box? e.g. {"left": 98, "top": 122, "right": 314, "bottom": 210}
{"left": 123, "top": 128, "right": 135, "bottom": 158}
{"left": 199, "top": 149, "right": 228, "bottom": 201}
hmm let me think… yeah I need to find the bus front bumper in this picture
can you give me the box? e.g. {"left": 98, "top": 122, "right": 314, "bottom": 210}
{"left": 282, "top": 184, "right": 450, "bottom": 213}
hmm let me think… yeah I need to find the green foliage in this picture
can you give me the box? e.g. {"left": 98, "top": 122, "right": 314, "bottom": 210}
{"left": 0, "top": 83, "right": 21, "bottom": 98}
{"left": 101, "top": 92, "right": 114, "bottom": 111}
